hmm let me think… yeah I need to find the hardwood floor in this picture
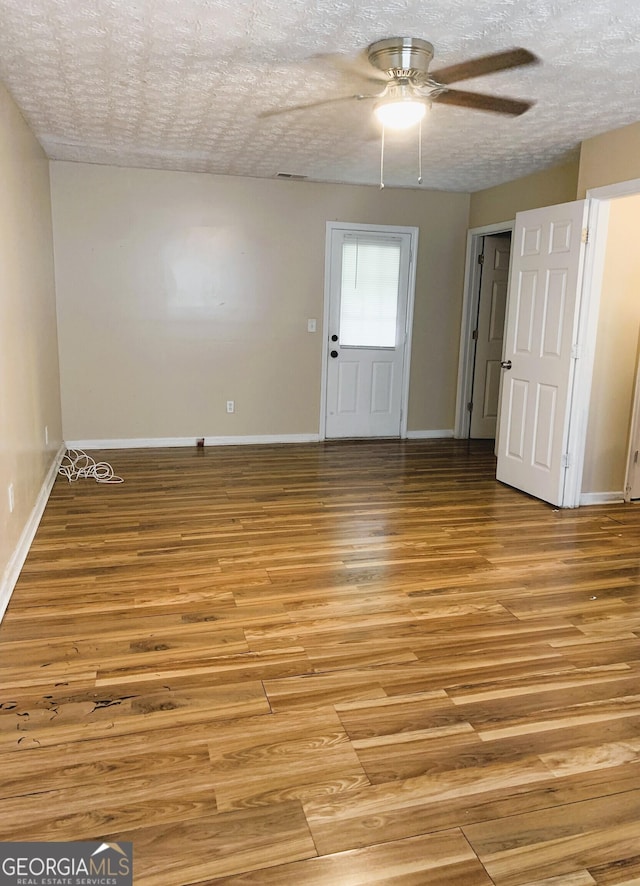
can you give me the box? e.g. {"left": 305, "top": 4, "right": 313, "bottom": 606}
{"left": 1, "top": 439, "right": 640, "bottom": 884}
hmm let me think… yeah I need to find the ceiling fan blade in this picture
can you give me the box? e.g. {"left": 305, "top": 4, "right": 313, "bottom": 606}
{"left": 313, "top": 50, "right": 389, "bottom": 83}
{"left": 431, "top": 48, "right": 539, "bottom": 85}
{"left": 259, "top": 94, "right": 377, "bottom": 118}
{"left": 433, "top": 88, "right": 533, "bottom": 116}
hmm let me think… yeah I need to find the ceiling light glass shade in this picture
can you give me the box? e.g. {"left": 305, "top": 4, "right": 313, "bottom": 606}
{"left": 374, "top": 98, "right": 428, "bottom": 129}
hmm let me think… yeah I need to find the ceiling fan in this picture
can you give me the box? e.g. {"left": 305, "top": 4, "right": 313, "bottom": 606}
{"left": 261, "top": 37, "right": 538, "bottom": 128}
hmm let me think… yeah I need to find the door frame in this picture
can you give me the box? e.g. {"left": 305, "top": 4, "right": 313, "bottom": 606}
{"left": 594, "top": 179, "right": 640, "bottom": 501}
{"left": 454, "top": 220, "right": 514, "bottom": 440}
{"left": 625, "top": 342, "right": 640, "bottom": 501}
{"left": 319, "top": 221, "right": 419, "bottom": 440}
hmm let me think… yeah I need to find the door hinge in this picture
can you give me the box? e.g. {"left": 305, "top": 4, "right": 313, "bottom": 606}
{"left": 581, "top": 227, "right": 589, "bottom": 244}
{"left": 478, "top": 253, "right": 485, "bottom": 265}
{"left": 472, "top": 329, "right": 478, "bottom": 341}
{"left": 561, "top": 452, "right": 571, "bottom": 468}
{"left": 467, "top": 401, "right": 473, "bottom": 413}
{"left": 571, "top": 344, "right": 581, "bottom": 359}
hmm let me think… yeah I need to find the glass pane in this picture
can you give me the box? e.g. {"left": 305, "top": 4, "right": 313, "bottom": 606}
{"left": 339, "top": 238, "right": 401, "bottom": 347}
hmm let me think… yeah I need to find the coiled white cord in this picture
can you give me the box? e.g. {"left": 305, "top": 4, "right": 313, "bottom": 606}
{"left": 58, "top": 449, "right": 124, "bottom": 484}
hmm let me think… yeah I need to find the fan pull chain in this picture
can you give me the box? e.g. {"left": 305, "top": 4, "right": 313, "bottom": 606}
{"left": 379, "top": 125, "right": 385, "bottom": 190}
{"left": 418, "top": 119, "right": 423, "bottom": 184}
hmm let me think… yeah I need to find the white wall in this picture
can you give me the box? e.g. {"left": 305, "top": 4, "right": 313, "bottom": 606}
{"left": 50, "top": 162, "right": 470, "bottom": 443}
{"left": 0, "top": 83, "right": 62, "bottom": 615}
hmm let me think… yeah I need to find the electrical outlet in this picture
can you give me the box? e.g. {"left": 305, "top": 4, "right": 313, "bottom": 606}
{"left": 8, "top": 483, "right": 14, "bottom": 513}
{"left": 226, "top": 400, "right": 235, "bottom": 414}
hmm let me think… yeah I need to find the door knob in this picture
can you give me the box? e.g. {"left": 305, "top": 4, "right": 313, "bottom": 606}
{"left": 330, "top": 350, "right": 339, "bottom": 358}
{"left": 501, "top": 360, "right": 512, "bottom": 370}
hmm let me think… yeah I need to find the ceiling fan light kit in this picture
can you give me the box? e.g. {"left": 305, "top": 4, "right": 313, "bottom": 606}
{"left": 374, "top": 87, "right": 429, "bottom": 130}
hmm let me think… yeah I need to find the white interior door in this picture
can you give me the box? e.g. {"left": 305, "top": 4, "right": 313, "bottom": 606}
{"left": 470, "top": 234, "right": 511, "bottom": 438}
{"left": 496, "top": 200, "right": 589, "bottom": 507}
{"left": 325, "top": 226, "right": 414, "bottom": 438}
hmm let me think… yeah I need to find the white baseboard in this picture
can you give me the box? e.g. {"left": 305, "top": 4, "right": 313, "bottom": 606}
{"left": 0, "top": 444, "right": 66, "bottom": 623}
{"left": 68, "top": 432, "right": 458, "bottom": 449}
{"left": 406, "top": 429, "right": 454, "bottom": 439}
{"left": 579, "top": 490, "right": 625, "bottom": 506}
{"left": 65, "top": 434, "right": 322, "bottom": 450}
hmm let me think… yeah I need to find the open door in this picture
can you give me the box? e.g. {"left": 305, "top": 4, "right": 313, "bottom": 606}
{"left": 496, "top": 200, "right": 589, "bottom": 507}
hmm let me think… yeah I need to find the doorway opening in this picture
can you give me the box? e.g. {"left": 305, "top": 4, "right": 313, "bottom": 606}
{"left": 468, "top": 232, "right": 512, "bottom": 439}
{"left": 454, "top": 221, "right": 514, "bottom": 441}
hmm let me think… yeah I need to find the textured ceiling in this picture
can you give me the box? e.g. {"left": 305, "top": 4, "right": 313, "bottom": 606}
{"left": 0, "top": 0, "right": 639, "bottom": 191}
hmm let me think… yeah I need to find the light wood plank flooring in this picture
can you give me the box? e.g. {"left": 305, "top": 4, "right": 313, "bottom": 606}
{"left": 1, "top": 439, "right": 640, "bottom": 885}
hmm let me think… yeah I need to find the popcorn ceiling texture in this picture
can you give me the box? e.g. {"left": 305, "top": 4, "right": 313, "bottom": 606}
{"left": 0, "top": 0, "right": 639, "bottom": 190}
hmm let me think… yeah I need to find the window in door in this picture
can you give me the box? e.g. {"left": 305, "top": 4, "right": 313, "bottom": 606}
{"left": 339, "top": 236, "right": 402, "bottom": 348}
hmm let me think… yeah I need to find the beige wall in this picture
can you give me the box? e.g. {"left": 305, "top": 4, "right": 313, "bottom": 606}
{"left": 577, "top": 122, "right": 640, "bottom": 197}
{"left": 50, "top": 162, "right": 470, "bottom": 442}
{"left": 0, "top": 83, "right": 62, "bottom": 608}
{"left": 468, "top": 160, "right": 579, "bottom": 228}
{"left": 581, "top": 193, "right": 640, "bottom": 495}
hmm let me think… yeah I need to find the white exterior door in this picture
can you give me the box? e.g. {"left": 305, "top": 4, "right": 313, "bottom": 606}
{"left": 325, "top": 226, "right": 415, "bottom": 438}
{"left": 470, "top": 234, "right": 511, "bottom": 438}
{"left": 496, "top": 200, "right": 589, "bottom": 507}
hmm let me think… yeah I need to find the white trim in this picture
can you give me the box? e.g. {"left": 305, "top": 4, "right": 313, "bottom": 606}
{"left": 401, "top": 230, "right": 419, "bottom": 438}
{"left": 562, "top": 198, "right": 610, "bottom": 508}
{"left": 0, "top": 444, "right": 66, "bottom": 623}
{"left": 319, "top": 226, "right": 331, "bottom": 440}
{"left": 454, "top": 220, "right": 514, "bottom": 438}
{"left": 320, "top": 221, "right": 419, "bottom": 440}
{"left": 454, "top": 232, "right": 484, "bottom": 438}
{"left": 624, "top": 336, "right": 640, "bottom": 502}
{"left": 66, "top": 434, "right": 321, "bottom": 450}
{"left": 406, "top": 429, "right": 454, "bottom": 439}
{"left": 587, "top": 178, "right": 640, "bottom": 201}
{"left": 468, "top": 219, "right": 515, "bottom": 236}
{"left": 579, "top": 491, "right": 625, "bottom": 506}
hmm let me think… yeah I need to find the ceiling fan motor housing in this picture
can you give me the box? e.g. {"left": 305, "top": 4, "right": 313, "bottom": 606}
{"left": 367, "top": 37, "right": 435, "bottom": 77}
